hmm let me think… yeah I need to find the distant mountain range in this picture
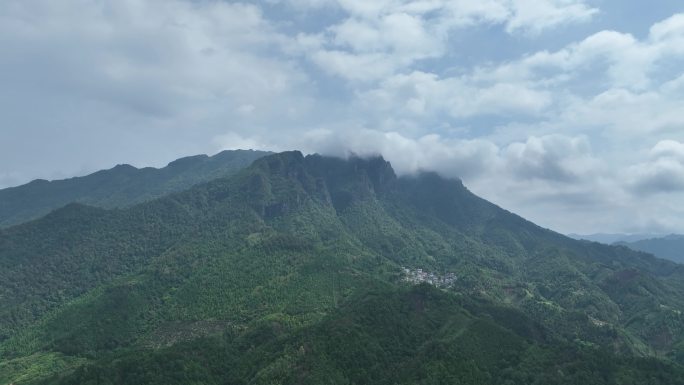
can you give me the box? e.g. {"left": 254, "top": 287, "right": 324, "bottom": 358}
{"left": 567, "top": 233, "right": 666, "bottom": 244}
{"left": 616, "top": 235, "right": 684, "bottom": 264}
{"left": 3, "top": 151, "right": 684, "bottom": 384}
{"left": 0, "top": 149, "right": 270, "bottom": 227}
{"left": 569, "top": 233, "right": 684, "bottom": 264}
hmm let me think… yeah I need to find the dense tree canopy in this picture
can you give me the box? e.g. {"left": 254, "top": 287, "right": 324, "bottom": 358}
{"left": 1, "top": 151, "right": 684, "bottom": 384}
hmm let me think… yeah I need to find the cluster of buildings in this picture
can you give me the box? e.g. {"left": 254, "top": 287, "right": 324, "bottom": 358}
{"left": 402, "top": 267, "right": 457, "bottom": 288}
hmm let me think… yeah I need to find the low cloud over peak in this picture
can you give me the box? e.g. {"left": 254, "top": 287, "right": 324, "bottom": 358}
{"left": 2, "top": 0, "right": 684, "bottom": 235}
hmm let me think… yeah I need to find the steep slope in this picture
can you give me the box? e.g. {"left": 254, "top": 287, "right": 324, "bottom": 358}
{"left": 0, "top": 149, "right": 270, "bottom": 227}
{"left": 2, "top": 151, "right": 684, "bottom": 384}
{"left": 31, "top": 285, "right": 684, "bottom": 385}
{"left": 617, "top": 235, "right": 684, "bottom": 264}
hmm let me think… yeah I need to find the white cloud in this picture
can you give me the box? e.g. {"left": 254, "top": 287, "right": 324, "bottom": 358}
{"left": 298, "top": 128, "right": 501, "bottom": 179}
{"left": 0, "top": 0, "right": 307, "bottom": 119}
{"left": 213, "top": 132, "right": 274, "bottom": 153}
{"left": 505, "top": 0, "right": 598, "bottom": 35}
{"left": 230, "top": 127, "right": 604, "bottom": 192}
{"left": 557, "top": 88, "right": 684, "bottom": 136}
{"left": 273, "top": 0, "right": 338, "bottom": 9}
{"left": 331, "top": 12, "right": 442, "bottom": 58}
{"left": 0, "top": 0, "right": 318, "bottom": 187}
{"left": 503, "top": 135, "right": 599, "bottom": 182}
{"left": 311, "top": 50, "right": 397, "bottom": 81}
{"left": 298, "top": 0, "right": 598, "bottom": 81}
{"left": 629, "top": 159, "right": 684, "bottom": 194}
{"left": 325, "top": 0, "right": 598, "bottom": 32}
{"left": 472, "top": 12, "right": 684, "bottom": 94}
{"left": 4, "top": 1, "right": 684, "bottom": 235}
{"left": 359, "top": 71, "right": 551, "bottom": 121}
{"left": 651, "top": 140, "right": 684, "bottom": 161}
{"left": 649, "top": 13, "right": 684, "bottom": 42}
{"left": 627, "top": 140, "right": 684, "bottom": 194}
{"left": 462, "top": 15, "right": 684, "bottom": 144}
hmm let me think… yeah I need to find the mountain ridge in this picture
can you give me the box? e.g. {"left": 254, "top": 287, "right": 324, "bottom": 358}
{"left": 0, "top": 149, "right": 271, "bottom": 228}
{"left": 567, "top": 233, "right": 667, "bottom": 244}
{"left": 2, "top": 151, "right": 684, "bottom": 384}
{"left": 617, "top": 234, "right": 684, "bottom": 264}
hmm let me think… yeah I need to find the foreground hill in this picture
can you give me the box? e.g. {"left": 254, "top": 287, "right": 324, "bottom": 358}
{"left": 0, "top": 149, "right": 269, "bottom": 227}
{"left": 617, "top": 235, "right": 684, "bottom": 264}
{"left": 1, "top": 151, "right": 684, "bottom": 384}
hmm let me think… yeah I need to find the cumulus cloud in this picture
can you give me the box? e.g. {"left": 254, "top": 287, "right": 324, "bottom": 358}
{"left": 628, "top": 140, "right": 684, "bottom": 194}
{"left": 0, "top": 0, "right": 315, "bottom": 114}
{"left": 464, "top": 15, "right": 684, "bottom": 145}
{"left": 503, "top": 135, "right": 599, "bottom": 182}
{"left": 328, "top": 0, "right": 598, "bottom": 32}
{"left": 358, "top": 71, "right": 551, "bottom": 120}
{"left": 299, "top": 128, "right": 501, "bottom": 179}
{"left": 557, "top": 88, "right": 684, "bottom": 136}
{"left": 649, "top": 13, "right": 684, "bottom": 42}
{"left": 296, "top": 0, "right": 598, "bottom": 81}
{"left": 323, "top": 12, "right": 684, "bottom": 139}
{"left": 505, "top": 0, "right": 598, "bottom": 35}
{"left": 3, "top": 0, "right": 684, "bottom": 234}
{"left": 474, "top": 12, "right": 684, "bottom": 92}
{"left": 0, "top": 0, "right": 316, "bottom": 180}
{"left": 233, "top": 126, "right": 604, "bottom": 193}
{"left": 651, "top": 140, "right": 684, "bottom": 160}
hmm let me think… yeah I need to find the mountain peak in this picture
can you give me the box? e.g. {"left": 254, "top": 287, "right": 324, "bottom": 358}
{"left": 238, "top": 152, "right": 398, "bottom": 215}
{"left": 5, "top": 150, "right": 684, "bottom": 383}
{"left": 111, "top": 163, "right": 138, "bottom": 172}
{"left": 250, "top": 152, "right": 397, "bottom": 190}
{"left": 304, "top": 153, "right": 396, "bottom": 187}
{"left": 0, "top": 150, "right": 270, "bottom": 228}
{"left": 249, "top": 151, "right": 307, "bottom": 182}
{"left": 167, "top": 154, "right": 210, "bottom": 169}
{"left": 349, "top": 154, "right": 396, "bottom": 189}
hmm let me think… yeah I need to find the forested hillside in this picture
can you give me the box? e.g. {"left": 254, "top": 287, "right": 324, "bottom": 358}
{"left": 1, "top": 151, "right": 684, "bottom": 384}
{"left": 0, "top": 149, "right": 269, "bottom": 227}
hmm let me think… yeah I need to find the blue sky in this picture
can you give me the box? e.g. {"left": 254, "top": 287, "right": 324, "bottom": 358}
{"left": 1, "top": 0, "right": 684, "bottom": 234}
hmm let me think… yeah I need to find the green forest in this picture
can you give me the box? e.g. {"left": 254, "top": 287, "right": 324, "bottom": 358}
{"left": 0, "top": 149, "right": 269, "bottom": 228}
{"left": 2, "top": 151, "right": 684, "bottom": 384}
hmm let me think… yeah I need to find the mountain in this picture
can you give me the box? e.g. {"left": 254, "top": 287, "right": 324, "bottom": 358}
{"left": 617, "top": 235, "right": 684, "bottom": 264}
{"left": 0, "top": 149, "right": 270, "bottom": 228}
{"left": 567, "top": 233, "right": 664, "bottom": 244}
{"left": 2, "top": 151, "right": 684, "bottom": 384}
